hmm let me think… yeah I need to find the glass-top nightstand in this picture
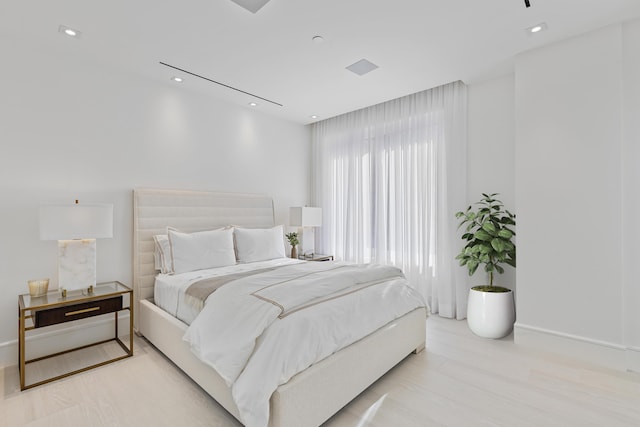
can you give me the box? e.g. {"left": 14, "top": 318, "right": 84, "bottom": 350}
{"left": 18, "top": 281, "right": 133, "bottom": 390}
{"left": 301, "top": 254, "right": 334, "bottom": 262}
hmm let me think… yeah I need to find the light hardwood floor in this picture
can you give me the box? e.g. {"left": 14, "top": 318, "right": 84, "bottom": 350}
{"left": 2, "top": 316, "right": 639, "bottom": 426}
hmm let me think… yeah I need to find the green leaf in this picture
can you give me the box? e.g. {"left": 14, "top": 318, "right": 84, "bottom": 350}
{"left": 491, "top": 238, "right": 506, "bottom": 253}
{"left": 482, "top": 222, "right": 497, "bottom": 235}
{"left": 504, "top": 242, "right": 515, "bottom": 252}
{"left": 468, "top": 260, "right": 479, "bottom": 275}
{"left": 500, "top": 217, "right": 516, "bottom": 225}
{"left": 475, "top": 230, "right": 492, "bottom": 241}
{"left": 479, "top": 244, "right": 492, "bottom": 254}
{"left": 498, "top": 229, "right": 513, "bottom": 239}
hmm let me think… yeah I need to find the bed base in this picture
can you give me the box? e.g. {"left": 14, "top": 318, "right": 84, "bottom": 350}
{"left": 139, "top": 299, "right": 426, "bottom": 427}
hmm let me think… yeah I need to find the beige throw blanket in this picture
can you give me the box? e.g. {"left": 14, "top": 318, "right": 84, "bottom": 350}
{"left": 184, "top": 267, "right": 279, "bottom": 311}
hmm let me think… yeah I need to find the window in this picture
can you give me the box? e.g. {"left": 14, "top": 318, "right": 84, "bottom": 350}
{"left": 312, "top": 81, "right": 469, "bottom": 318}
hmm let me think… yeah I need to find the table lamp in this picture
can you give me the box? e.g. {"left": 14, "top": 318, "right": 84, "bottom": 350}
{"left": 39, "top": 200, "right": 113, "bottom": 294}
{"left": 289, "top": 207, "right": 322, "bottom": 257}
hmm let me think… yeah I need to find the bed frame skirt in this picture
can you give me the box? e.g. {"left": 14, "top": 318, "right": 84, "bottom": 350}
{"left": 139, "top": 299, "right": 426, "bottom": 427}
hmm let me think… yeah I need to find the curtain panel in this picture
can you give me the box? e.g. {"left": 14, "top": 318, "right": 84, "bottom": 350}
{"left": 311, "top": 80, "right": 468, "bottom": 319}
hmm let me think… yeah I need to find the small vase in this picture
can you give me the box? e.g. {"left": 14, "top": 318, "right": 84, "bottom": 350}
{"left": 291, "top": 246, "right": 297, "bottom": 259}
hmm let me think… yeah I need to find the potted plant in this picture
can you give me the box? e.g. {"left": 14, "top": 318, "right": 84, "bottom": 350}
{"left": 455, "top": 193, "right": 516, "bottom": 339}
{"left": 285, "top": 232, "right": 299, "bottom": 259}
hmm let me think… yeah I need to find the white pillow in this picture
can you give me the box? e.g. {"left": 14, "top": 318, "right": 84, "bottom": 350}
{"left": 168, "top": 227, "right": 236, "bottom": 274}
{"left": 153, "top": 234, "right": 173, "bottom": 274}
{"left": 234, "top": 225, "right": 286, "bottom": 263}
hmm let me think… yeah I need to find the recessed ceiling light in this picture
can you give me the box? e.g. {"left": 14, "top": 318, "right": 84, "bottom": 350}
{"left": 248, "top": 102, "right": 258, "bottom": 107}
{"left": 59, "top": 25, "right": 81, "bottom": 38}
{"left": 527, "top": 22, "right": 547, "bottom": 34}
{"left": 310, "top": 115, "right": 319, "bottom": 119}
{"left": 171, "top": 76, "right": 183, "bottom": 83}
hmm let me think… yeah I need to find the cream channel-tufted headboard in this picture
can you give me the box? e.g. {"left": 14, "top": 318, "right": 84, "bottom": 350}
{"left": 132, "top": 188, "right": 275, "bottom": 331}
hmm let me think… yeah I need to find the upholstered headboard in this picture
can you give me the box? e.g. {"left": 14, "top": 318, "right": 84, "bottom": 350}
{"left": 132, "top": 188, "right": 275, "bottom": 330}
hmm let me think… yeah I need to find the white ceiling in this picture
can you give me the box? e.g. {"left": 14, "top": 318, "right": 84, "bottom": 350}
{"left": 3, "top": 0, "right": 640, "bottom": 125}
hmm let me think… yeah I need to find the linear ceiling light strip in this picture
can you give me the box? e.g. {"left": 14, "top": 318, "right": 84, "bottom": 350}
{"left": 159, "top": 61, "right": 283, "bottom": 107}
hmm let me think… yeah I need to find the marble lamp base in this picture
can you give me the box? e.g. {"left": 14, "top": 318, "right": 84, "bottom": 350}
{"left": 58, "top": 239, "right": 97, "bottom": 291}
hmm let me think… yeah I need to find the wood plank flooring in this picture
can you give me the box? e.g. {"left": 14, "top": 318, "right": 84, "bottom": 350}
{"left": 1, "top": 316, "right": 639, "bottom": 426}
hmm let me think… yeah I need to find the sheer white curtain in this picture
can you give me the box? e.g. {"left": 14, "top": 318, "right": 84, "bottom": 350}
{"left": 311, "top": 81, "right": 468, "bottom": 319}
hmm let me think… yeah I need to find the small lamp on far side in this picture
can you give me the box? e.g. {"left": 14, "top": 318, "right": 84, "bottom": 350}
{"left": 289, "top": 206, "right": 322, "bottom": 257}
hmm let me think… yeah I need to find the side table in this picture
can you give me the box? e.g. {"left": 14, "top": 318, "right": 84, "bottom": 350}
{"left": 18, "top": 281, "right": 133, "bottom": 390}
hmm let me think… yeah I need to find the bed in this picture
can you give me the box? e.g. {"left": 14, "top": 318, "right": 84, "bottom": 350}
{"left": 132, "top": 188, "right": 427, "bottom": 427}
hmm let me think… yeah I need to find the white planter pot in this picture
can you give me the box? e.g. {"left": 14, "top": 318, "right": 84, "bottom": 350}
{"left": 467, "top": 287, "right": 515, "bottom": 339}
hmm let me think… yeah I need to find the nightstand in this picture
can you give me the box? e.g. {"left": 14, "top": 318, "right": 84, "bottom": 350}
{"left": 18, "top": 281, "right": 133, "bottom": 390}
{"left": 302, "top": 254, "right": 334, "bottom": 262}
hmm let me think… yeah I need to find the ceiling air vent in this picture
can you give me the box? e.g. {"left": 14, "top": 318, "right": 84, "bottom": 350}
{"left": 230, "top": 0, "right": 271, "bottom": 13}
{"left": 346, "top": 59, "right": 379, "bottom": 76}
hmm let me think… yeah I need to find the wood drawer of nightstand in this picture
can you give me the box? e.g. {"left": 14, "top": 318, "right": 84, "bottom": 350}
{"left": 34, "top": 296, "right": 123, "bottom": 328}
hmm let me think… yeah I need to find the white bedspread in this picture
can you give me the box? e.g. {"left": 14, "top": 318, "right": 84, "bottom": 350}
{"left": 154, "top": 258, "right": 303, "bottom": 324}
{"left": 182, "top": 261, "right": 426, "bottom": 427}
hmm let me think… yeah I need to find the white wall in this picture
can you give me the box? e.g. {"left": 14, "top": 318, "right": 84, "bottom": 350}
{"left": 467, "top": 75, "right": 516, "bottom": 292}
{"left": 0, "top": 36, "right": 310, "bottom": 366}
{"left": 622, "top": 19, "right": 640, "bottom": 371}
{"left": 514, "top": 21, "right": 640, "bottom": 371}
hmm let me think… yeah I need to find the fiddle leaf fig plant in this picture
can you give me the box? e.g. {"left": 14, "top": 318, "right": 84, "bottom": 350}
{"left": 455, "top": 193, "right": 516, "bottom": 291}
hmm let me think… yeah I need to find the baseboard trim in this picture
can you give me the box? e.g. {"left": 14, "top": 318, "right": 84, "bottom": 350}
{"left": 0, "top": 312, "right": 130, "bottom": 368}
{"left": 626, "top": 346, "right": 640, "bottom": 373}
{"left": 514, "top": 322, "right": 629, "bottom": 371}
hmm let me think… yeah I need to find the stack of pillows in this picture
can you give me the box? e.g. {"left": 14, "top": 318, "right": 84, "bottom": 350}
{"left": 153, "top": 225, "right": 286, "bottom": 275}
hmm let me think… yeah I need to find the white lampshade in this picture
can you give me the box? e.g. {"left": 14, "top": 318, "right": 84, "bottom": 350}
{"left": 39, "top": 202, "right": 113, "bottom": 292}
{"left": 40, "top": 203, "right": 113, "bottom": 240}
{"left": 289, "top": 207, "right": 322, "bottom": 227}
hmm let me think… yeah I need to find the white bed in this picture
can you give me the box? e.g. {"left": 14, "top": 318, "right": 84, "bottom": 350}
{"left": 133, "top": 188, "right": 427, "bottom": 427}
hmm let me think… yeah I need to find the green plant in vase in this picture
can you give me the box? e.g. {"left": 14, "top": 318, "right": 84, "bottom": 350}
{"left": 455, "top": 193, "right": 517, "bottom": 338}
{"left": 285, "top": 232, "right": 300, "bottom": 259}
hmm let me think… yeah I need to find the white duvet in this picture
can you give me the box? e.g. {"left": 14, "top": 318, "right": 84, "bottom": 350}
{"left": 154, "top": 258, "right": 301, "bottom": 324}
{"left": 182, "top": 260, "right": 426, "bottom": 427}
